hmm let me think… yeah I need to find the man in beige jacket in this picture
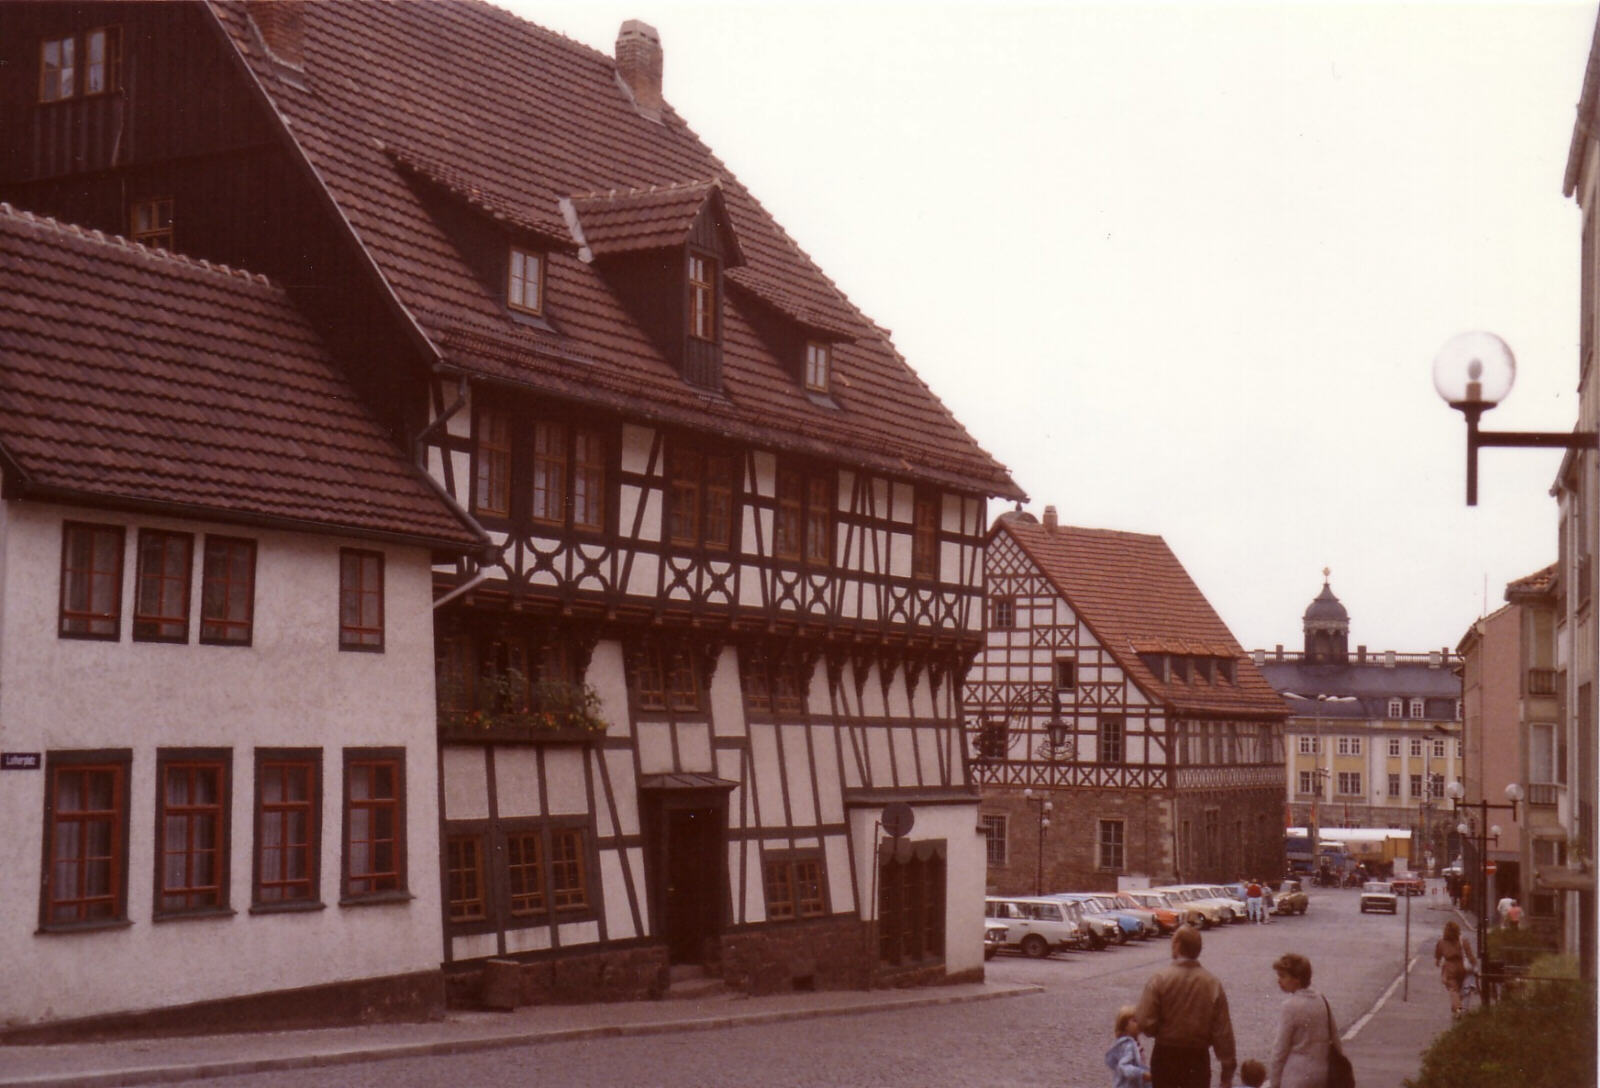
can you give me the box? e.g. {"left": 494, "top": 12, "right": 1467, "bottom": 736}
{"left": 1135, "top": 925, "right": 1237, "bottom": 1088}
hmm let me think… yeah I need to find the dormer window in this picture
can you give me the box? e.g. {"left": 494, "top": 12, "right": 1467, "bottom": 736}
{"left": 131, "top": 198, "right": 173, "bottom": 250}
{"left": 805, "top": 341, "right": 831, "bottom": 393}
{"left": 688, "top": 253, "right": 717, "bottom": 341}
{"left": 39, "top": 28, "right": 119, "bottom": 103}
{"left": 507, "top": 247, "right": 544, "bottom": 315}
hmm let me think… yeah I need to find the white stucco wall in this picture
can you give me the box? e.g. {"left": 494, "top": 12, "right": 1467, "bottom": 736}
{"left": 0, "top": 501, "right": 444, "bottom": 1027}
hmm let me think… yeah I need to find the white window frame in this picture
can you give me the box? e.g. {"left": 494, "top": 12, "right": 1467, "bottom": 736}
{"left": 1337, "top": 771, "right": 1362, "bottom": 796}
{"left": 1529, "top": 722, "right": 1557, "bottom": 784}
{"left": 1409, "top": 698, "right": 1425, "bottom": 719}
{"left": 980, "top": 813, "right": 1008, "bottom": 866}
{"left": 1097, "top": 818, "right": 1125, "bottom": 872}
{"left": 1432, "top": 738, "right": 1446, "bottom": 759}
{"left": 1298, "top": 770, "right": 1315, "bottom": 795}
{"left": 804, "top": 341, "right": 830, "bottom": 393}
{"left": 1388, "top": 738, "right": 1401, "bottom": 757}
{"left": 1337, "top": 735, "right": 1360, "bottom": 756}
{"left": 1409, "top": 738, "right": 1423, "bottom": 758}
{"left": 1387, "top": 698, "right": 1403, "bottom": 718}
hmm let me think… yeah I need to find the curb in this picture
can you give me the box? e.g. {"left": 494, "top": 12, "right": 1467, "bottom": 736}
{"left": 0, "top": 984, "right": 1047, "bottom": 1088}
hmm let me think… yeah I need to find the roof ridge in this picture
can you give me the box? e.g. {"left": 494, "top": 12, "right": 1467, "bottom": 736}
{"left": 1019, "top": 520, "right": 1165, "bottom": 544}
{"left": 567, "top": 177, "right": 721, "bottom": 201}
{"left": 0, "top": 202, "right": 274, "bottom": 288}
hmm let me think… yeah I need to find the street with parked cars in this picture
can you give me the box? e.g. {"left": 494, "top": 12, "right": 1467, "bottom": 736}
{"left": 191, "top": 883, "right": 1440, "bottom": 1088}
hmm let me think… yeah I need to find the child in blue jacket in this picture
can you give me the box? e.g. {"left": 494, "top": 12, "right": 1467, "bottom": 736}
{"left": 1105, "top": 1005, "right": 1152, "bottom": 1088}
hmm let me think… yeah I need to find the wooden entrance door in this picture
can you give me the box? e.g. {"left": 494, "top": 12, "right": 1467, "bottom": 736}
{"left": 661, "top": 804, "right": 725, "bottom": 964}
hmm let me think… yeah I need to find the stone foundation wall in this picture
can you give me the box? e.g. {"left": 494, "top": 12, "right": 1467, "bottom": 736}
{"left": 717, "top": 915, "right": 871, "bottom": 994}
{"left": 0, "top": 970, "right": 445, "bottom": 1045}
{"left": 983, "top": 786, "right": 1174, "bottom": 895}
{"left": 445, "top": 944, "right": 669, "bottom": 1008}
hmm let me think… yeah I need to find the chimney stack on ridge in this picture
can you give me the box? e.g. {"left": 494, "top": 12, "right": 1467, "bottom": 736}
{"left": 1042, "top": 505, "right": 1058, "bottom": 531}
{"left": 616, "top": 20, "right": 664, "bottom": 122}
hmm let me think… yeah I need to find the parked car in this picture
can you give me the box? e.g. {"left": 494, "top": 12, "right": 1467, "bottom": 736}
{"left": 984, "top": 896, "right": 1089, "bottom": 958}
{"left": 1273, "top": 879, "right": 1309, "bottom": 915}
{"left": 1223, "top": 881, "right": 1275, "bottom": 917}
{"left": 1109, "top": 891, "right": 1174, "bottom": 934}
{"left": 1151, "top": 885, "right": 1234, "bottom": 928}
{"left": 1359, "top": 881, "right": 1399, "bottom": 914}
{"left": 1391, "top": 873, "right": 1425, "bottom": 896}
{"left": 1122, "top": 890, "right": 1182, "bottom": 933}
{"left": 984, "top": 921, "right": 1008, "bottom": 959}
{"left": 1057, "top": 893, "right": 1154, "bottom": 942}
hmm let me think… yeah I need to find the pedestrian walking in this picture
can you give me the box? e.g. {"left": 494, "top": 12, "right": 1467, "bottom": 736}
{"left": 1267, "top": 952, "right": 1333, "bottom": 1088}
{"left": 1435, "top": 920, "right": 1478, "bottom": 1017}
{"left": 1106, "top": 1005, "right": 1153, "bottom": 1088}
{"left": 1135, "top": 925, "right": 1237, "bottom": 1088}
{"left": 1497, "top": 894, "right": 1516, "bottom": 927}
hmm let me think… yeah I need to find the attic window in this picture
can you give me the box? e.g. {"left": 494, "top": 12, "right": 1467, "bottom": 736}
{"left": 688, "top": 253, "right": 718, "bottom": 341}
{"left": 507, "top": 247, "right": 544, "bottom": 315}
{"left": 1216, "top": 658, "right": 1235, "bottom": 684}
{"left": 131, "top": 198, "right": 173, "bottom": 250}
{"left": 805, "top": 341, "right": 830, "bottom": 393}
{"left": 1138, "top": 653, "right": 1166, "bottom": 680}
{"left": 39, "top": 28, "right": 119, "bottom": 103}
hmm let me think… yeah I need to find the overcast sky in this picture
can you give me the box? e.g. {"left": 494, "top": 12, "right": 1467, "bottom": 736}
{"left": 516, "top": 0, "right": 1596, "bottom": 654}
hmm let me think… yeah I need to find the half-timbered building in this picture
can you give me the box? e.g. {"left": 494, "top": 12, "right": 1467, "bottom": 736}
{"left": 967, "top": 508, "right": 1288, "bottom": 893}
{"left": 0, "top": 1, "right": 1023, "bottom": 1015}
{"left": 0, "top": 204, "right": 482, "bottom": 1036}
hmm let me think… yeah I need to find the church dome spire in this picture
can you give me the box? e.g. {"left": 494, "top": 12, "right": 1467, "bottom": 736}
{"left": 1303, "top": 568, "right": 1349, "bottom": 663}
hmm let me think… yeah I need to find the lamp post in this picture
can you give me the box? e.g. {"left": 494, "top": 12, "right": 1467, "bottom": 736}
{"left": 1447, "top": 779, "right": 1525, "bottom": 1005}
{"left": 1022, "top": 787, "right": 1053, "bottom": 896}
{"left": 1433, "top": 331, "right": 1599, "bottom": 506}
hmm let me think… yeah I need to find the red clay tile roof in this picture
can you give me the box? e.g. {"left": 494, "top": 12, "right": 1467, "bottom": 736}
{"left": 0, "top": 204, "right": 483, "bottom": 551}
{"left": 568, "top": 180, "right": 741, "bottom": 261}
{"left": 1505, "top": 562, "right": 1558, "bottom": 601}
{"left": 1000, "top": 516, "right": 1288, "bottom": 718}
{"left": 208, "top": 0, "right": 1022, "bottom": 501}
{"left": 724, "top": 267, "right": 861, "bottom": 339}
{"left": 388, "top": 145, "right": 577, "bottom": 251}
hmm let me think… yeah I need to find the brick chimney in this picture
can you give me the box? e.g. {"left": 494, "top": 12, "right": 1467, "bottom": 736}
{"left": 1042, "top": 505, "right": 1058, "bottom": 531}
{"left": 616, "top": 20, "right": 663, "bottom": 122}
{"left": 247, "top": 0, "right": 305, "bottom": 68}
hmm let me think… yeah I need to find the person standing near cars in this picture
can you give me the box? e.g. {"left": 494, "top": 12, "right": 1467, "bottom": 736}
{"left": 1136, "top": 925, "right": 1237, "bottom": 1088}
{"left": 1245, "top": 879, "right": 1264, "bottom": 924}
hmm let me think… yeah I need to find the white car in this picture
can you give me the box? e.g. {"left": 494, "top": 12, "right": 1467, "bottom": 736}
{"left": 984, "top": 896, "right": 1089, "bottom": 957}
{"left": 1359, "top": 881, "right": 1398, "bottom": 914}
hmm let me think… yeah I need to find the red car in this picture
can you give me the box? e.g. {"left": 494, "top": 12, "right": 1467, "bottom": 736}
{"left": 1391, "top": 874, "right": 1425, "bottom": 896}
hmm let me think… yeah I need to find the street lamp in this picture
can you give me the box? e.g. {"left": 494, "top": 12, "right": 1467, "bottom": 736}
{"left": 1446, "top": 779, "right": 1525, "bottom": 1004}
{"left": 1433, "top": 331, "right": 1599, "bottom": 506}
{"left": 1022, "top": 787, "right": 1053, "bottom": 896}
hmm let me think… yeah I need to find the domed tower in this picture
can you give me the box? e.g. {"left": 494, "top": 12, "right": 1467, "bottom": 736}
{"left": 1303, "top": 568, "right": 1349, "bottom": 664}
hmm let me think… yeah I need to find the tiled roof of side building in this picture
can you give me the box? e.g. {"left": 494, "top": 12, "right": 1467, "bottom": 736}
{"left": 0, "top": 205, "right": 484, "bottom": 551}
{"left": 207, "top": 0, "right": 1023, "bottom": 501}
{"left": 1000, "top": 518, "right": 1289, "bottom": 718}
{"left": 1258, "top": 662, "right": 1463, "bottom": 701}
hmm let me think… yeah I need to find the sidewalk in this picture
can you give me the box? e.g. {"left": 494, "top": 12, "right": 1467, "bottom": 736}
{"left": 1339, "top": 897, "right": 1463, "bottom": 1088}
{"left": 0, "top": 980, "right": 1044, "bottom": 1088}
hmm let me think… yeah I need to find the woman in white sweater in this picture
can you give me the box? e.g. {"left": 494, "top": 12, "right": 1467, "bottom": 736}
{"left": 1268, "top": 952, "right": 1333, "bottom": 1088}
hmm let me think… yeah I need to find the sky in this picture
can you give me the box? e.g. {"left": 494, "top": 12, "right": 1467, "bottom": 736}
{"left": 516, "top": 0, "right": 1596, "bottom": 655}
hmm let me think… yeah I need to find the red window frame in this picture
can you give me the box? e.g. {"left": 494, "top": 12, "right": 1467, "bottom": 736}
{"left": 200, "top": 536, "right": 256, "bottom": 645}
{"left": 338, "top": 549, "right": 384, "bottom": 652}
{"left": 804, "top": 341, "right": 831, "bottom": 393}
{"left": 667, "top": 447, "right": 702, "bottom": 546}
{"left": 473, "top": 408, "right": 513, "bottom": 519}
{"left": 531, "top": 419, "right": 568, "bottom": 525}
{"left": 506, "top": 247, "right": 544, "bottom": 316}
{"left": 506, "top": 829, "right": 546, "bottom": 917}
{"left": 688, "top": 252, "right": 718, "bottom": 342}
{"left": 342, "top": 749, "right": 406, "bottom": 901}
{"left": 59, "top": 521, "right": 124, "bottom": 640}
{"left": 911, "top": 494, "right": 940, "bottom": 580}
{"left": 154, "top": 751, "right": 230, "bottom": 917}
{"left": 549, "top": 827, "right": 589, "bottom": 911}
{"left": 775, "top": 471, "right": 803, "bottom": 560}
{"left": 253, "top": 749, "right": 321, "bottom": 908}
{"left": 445, "top": 833, "right": 488, "bottom": 922}
{"left": 40, "top": 751, "right": 131, "bottom": 929}
{"left": 133, "top": 529, "right": 193, "bottom": 642}
{"left": 572, "top": 427, "right": 606, "bottom": 532}
{"left": 130, "top": 197, "right": 173, "bottom": 250}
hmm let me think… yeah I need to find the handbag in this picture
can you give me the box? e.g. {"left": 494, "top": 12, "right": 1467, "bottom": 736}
{"left": 1324, "top": 995, "right": 1356, "bottom": 1088}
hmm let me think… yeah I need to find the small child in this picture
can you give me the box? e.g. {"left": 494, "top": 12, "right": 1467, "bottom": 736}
{"left": 1239, "top": 1058, "right": 1268, "bottom": 1087}
{"left": 1105, "top": 1005, "right": 1152, "bottom": 1088}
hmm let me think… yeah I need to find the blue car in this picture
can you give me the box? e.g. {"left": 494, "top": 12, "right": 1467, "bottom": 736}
{"left": 1051, "top": 892, "right": 1152, "bottom": 942}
